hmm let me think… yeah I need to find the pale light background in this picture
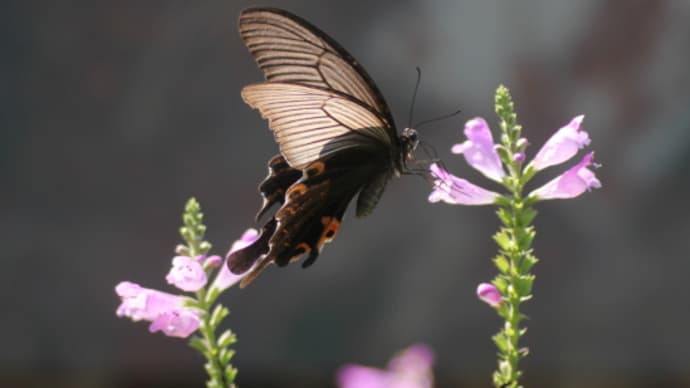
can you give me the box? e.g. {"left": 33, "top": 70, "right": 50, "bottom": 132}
{"left": 3, "top": 0, "right": 690, "bottom": 387}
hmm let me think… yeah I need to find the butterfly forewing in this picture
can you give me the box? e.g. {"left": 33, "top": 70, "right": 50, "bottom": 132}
{"left": 241, "top": 82, "right": 394, "bottom": 169}
{"left": 239, "top": 7, "right": 396, "bottom": 130}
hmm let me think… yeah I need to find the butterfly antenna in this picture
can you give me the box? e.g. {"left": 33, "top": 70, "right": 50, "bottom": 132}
{"left": 407, "top": 67, "right": 422, "bottom": 129}
{"left": 414, "top": 109, "right": 462, "bottom": 129}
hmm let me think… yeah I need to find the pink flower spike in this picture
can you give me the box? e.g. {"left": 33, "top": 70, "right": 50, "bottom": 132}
{"left": 530, "top": 115, "right": 590, "bottom": 171}
{"left": 210, "top": 229, "right": 260, "bottom": 293}
{"left": 513, "top": 152, "right": 526, "bottom": 163}
{"left": 337, "top": 343, "right": 434, "bottom": 388}
{"left": 477, "top": 283, "right": 502, "bottom": 307}
{"left": 166, "top": 256, "right": 207, "bottom": 292}
{"left": 149, "top": 309, "right": 201, "bottom": 338}
{"left": 529, "top": 152, "right": 602, "bottom": 200}
{"left": 428, "top": 163, "right": 499, "bottom": 206}
{"left": 451, "top": 117, "right": 505, "bottom": 182}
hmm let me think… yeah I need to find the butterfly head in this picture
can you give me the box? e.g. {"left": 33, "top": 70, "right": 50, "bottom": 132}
{"left": 399, "top": 127, "right": 420, "bottom": 170}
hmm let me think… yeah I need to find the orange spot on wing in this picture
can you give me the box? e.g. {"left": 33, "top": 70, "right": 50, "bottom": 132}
{"left": 317, "top": 217, "right": 341, "bottom": 249}
{"left": 295, "top": 242, "right": 311, "bottom": 255}
{"left": 286, "top": 183, "right": 307, "bottom": 199}
{"left": 305, "top": 161, "right": 325, "bottom": 177}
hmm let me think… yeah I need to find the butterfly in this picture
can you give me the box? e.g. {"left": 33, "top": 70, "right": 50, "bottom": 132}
{"left": 229, "top": 7, "right": 420, "bottom": 287}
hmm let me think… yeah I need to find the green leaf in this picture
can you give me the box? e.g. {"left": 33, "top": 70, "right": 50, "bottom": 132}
{"left": 514, "top": 275, "right": 534, "bottom": 296}
{"left": 189, "top": 336, "right": 208, "bottom": 353}
{"left": 518, "top": 254, "right": 538, "bottom": 273}
{"left": 517, "top": 208, "right": 537, "bottom": 227}
{"left": 209, "top": 305, "right": 229, "bottom": 328}
{"left": 513, "top": 227, "right": 533, "bottom": 248}
{"left": 217, "top": 330, "right": 237, "bottom": 348}
{"left": 493, "top": 255, "right": 510, "bottom": 273}
{"left": 493, "top": 230, "right": 513, "bottom": 251}
{"left": 495, "top": 145, "right": 511, "bottom": 164}
{"left": 496, "top": 208, "right": 512, "bottom": 226}
{"left": 225, "top": 367, "right": 238, "bottom": 384}
{"left": 492, "top": 332, "right": 509, "bottom": 353}
{"left": 492, "top": 276, "right": 508, "bottom": 293}
{"left": 205, "top": 287, "right": 221, "bottom": 306}
{"left": 204, "top": 362, "right": 220, "bottom": 378}
{"left": 219, "top": 348, "right": 236, "bottom": 365}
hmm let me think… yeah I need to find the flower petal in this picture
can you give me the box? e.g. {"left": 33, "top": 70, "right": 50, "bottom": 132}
{"left": 529, "top": 152, "right": 601, "bottom": 200}
{"left": 337, "top": 344, "right": 434, "bottom": 388}
{"left": 148, "top": 309, "right": 201, "bottom": 338}
{"left": 166, "top": 256, "right": 207, "bottom": 292}
{"left": 337, "top": 365, "right": 388, "bottom": 388}
{"left": 452, "top": 117, "right": 505, "bottom": 182}
{"left": 115, "top": 281, "right": 185, "bottom": 321}
{"left": 210, "top": 229, "right": 260, "bottom": 293}
{"left": 530, "top": 115, "right": 590, "bottom": 171}
{"left": 477, "top": 283, "right": 502, "bottom": 307}
{"left": 428, "top": 164, "right": 499, "bottom": 206}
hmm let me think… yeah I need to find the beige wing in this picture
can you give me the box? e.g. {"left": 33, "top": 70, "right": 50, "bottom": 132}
{"left": 239, "top": 7, "right": 396, "bottom": 130}
{"left": 241, "top": 82, "right": 394, "bottom": 169}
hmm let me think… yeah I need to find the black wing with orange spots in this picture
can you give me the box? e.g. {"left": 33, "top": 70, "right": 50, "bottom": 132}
{"left": 229, "top": 148, "right": 391, "bottom": 287}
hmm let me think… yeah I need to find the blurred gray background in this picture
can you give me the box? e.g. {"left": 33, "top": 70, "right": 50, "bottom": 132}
{"left": 4, "top": 0, "right": 690, "bottom": 387}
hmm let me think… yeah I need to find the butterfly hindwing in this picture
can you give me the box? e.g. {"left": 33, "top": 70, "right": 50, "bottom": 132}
{"left": 231, "top": 148, "right": 390, "bottom": 287}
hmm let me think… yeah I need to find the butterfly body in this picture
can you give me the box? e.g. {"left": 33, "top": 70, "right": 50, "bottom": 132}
{"left": 229, "top": 7, "right": 419, "bottom": 286}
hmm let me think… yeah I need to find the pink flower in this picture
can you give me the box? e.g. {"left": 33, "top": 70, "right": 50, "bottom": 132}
{"left": 166, "top": 256, "right": 207, "bottom": 292}
{"left": 148, "top": 309, "right": 201, "bottom": 338}
{"left": 428, "top": 163, "right": 499, "bottom": 206}
{"left": 210, "top": 229, "right": 259, "bottom": 293}
{"left": 477, "top": 283, "right": 502, "bottom": 307}
{"left": 115, "top": 281, "right": 201, "bottom": 338}
{"left": 451, "top": 118, "right": 505, "bottom": 182}
{"left": 529, "top": 152, "right": 601, "bottom": 200}
{"left": 530, "top": 115, "right": 589, "bottom": 171}
{"left": 337, "top": 344, "right": 434, "bottom": 388}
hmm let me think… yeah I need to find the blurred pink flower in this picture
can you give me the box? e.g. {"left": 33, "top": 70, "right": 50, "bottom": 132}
{"left": 166, "top": 256, "right": 207, "bottom": 292}
{"left": 337, "top": 344, "right": 434, "bottom": 388}
{"left": 115, "top": 281, "right": 200, "bottom": 338}
{"left": 148, "top": 309, "right": 201, "bottom": 338}
{"left": 428, "top": 163, "right": 499, "bottom": 206}
{"left": 211, "top": 229, "right": 259, "bottom": 293}
{"left": 529, "top": 152, "right": 601, "bottom": 200}
{"left": 451, "top": 117, "right": 505, "bottom": 182}
{"left": 530, "top": 115, "right": 589, "bottom": 171}
{"left": 477, "top": 283, "right": 502, "bottom": 307}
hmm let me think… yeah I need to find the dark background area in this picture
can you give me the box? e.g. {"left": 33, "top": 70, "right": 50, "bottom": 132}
{"left": 4, "top": 0, "right": 690, "bottom": 387}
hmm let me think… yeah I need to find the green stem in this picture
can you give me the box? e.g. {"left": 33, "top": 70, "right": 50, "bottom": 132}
{"left": 196, "top": 292, "right": 235, "bottom": 388}
{"left": 491, "top": 85, "right": 538, "bottom": 388}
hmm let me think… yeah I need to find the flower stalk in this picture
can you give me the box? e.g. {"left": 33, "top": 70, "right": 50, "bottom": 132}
{"left": 116, "top": 198, "right": 251, "bottom": 388}
{"left": 179, "top": 199, "right": 238, "bottom": 388}
{"left": 490, "top": 86, "right": 538, "bottom": 387}
{"left": 430, "top": 84, "right": 600, "bottom": 387}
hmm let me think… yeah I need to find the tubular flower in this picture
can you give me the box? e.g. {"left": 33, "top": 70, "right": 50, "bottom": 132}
{"left": 428, "top": 163, "right": 500, "bottom": 206}
{"left": 166, "top": 256, "right": 207, "bottom": 292}
{"left": 530, "top": 115, "right": 589, "bottom": 171}
{"left": 115, "top": 281, "right": 201, "bottom": 338}
{"left": 529, "top": 152, "right": 601, "bottom": 200}
{"left": 451, "top": 117, "right": 506, "bottom": 182}
{"left": 211, "top": 229, "right": 259, "bottom": 293}
{"left": 337, "top": 343, "right": 434, "bottom": 388}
